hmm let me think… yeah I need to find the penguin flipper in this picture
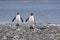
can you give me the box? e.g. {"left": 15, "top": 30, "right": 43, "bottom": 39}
{"left": 12, "top": 16, "right": 16, "bottom": 22}
{"left": 20, "top": 17, "right": 23, "bottom": 22}
{"left": 25, "top": 18, "right": 29, "bottom": 22}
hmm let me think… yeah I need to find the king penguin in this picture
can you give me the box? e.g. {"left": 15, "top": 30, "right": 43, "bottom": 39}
{"left": 25, "top": 13, "right": 35, "bottom": 29}
{"left": 12, "top": 13, "right": 23, "bottom": 26}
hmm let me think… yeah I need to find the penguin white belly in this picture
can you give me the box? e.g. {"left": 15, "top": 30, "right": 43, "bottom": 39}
{"left": 15, "top": 15, "right": 22, "bottom": 24}
{"left": 28, "top": 16, "right": 34, "bottom": 24}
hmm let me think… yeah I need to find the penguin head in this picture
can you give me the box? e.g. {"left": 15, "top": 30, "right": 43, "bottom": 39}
{"left": 30, "top": 13, "right": 33, "bottom": 16}
{"left": 17, "top": 13, "right": 19, "bottom": 15}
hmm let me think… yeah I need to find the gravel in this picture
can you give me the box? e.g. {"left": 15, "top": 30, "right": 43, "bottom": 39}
{"left": 0, "top": 23, "right": 60, "bottom": 40}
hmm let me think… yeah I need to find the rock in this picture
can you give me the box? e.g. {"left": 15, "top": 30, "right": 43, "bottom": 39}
{"left": 0, "top": 23, "right": 60, "bottom": 40}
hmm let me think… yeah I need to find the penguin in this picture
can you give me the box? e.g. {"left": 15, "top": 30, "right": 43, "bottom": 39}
{"left": 12, "top": 13, "right": 23, "bottom": 26}
{"left": 25, "top": 13, "right": 35, "bottom": 29}
{"left": 25, "top": 13, "right": 34, "bottom": 23}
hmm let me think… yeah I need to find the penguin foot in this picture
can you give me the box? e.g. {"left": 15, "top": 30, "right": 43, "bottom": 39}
{"left": 30, "top": 26, "right": 34, "bottom": 29}
{"left": 16, "top": 24, "right": 20, "bottom": 26}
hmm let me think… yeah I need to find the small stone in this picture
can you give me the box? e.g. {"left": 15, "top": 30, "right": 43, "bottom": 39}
{"left": 2, "top": 36, "right": 7, "bottom": 40}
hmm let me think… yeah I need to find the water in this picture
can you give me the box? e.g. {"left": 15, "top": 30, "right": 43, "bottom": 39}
{"left": 0, "top": 1, "right": 60, "bottom": 24}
